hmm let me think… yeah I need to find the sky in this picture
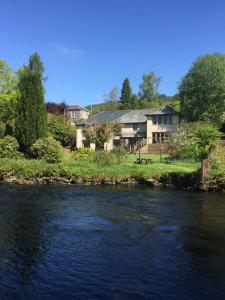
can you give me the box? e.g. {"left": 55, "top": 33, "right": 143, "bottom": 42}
{"left": 1, "top": 0, "right": 225, "bottom": 106}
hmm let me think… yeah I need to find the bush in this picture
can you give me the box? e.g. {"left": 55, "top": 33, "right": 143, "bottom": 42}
{"left": 31, "top": 137, "right": 63, "bottom": 163}
{"left": 73, "top": 147, "right": 95, "bottom": 161}
{"left": 47, "top": 113, "right": 75, "bottom": 146}
{"left": 94, "top": 150, "right": 114, "bottom": 167}
{"left": 0, "top": 121, "right": 5, "bottom": 138}
{"left": 208, "top": 144, "right": 225, "bottom": 169}
{"left": 0, "top": 135, "right": 23, "bottom": 159}
{"left": 110, "top": 147, "right": 127, "bottom": 163}
{"left": 168, "top": 122, "right": 221, "bottom": 160}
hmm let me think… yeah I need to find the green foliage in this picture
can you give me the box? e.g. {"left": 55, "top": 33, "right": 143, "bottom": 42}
{"left": 0, "top": 121, "right": 5, "bottom": 138}
{"left": 179, "top": 53, "right": 225, "bottom": 127}
{"left": 48, "top": 113, "right": 75, "bottom": 146}
{"left": 168, "top": 123, "right": 196, "bottom": 160}
{"left": 15, "top": 53, "right": 47, "bottom": 153}
{"left": 191, "top": 122, "right": 221, "bottom": 159}
{"left": 31, "top": 137, "right": 63, "bottom": 163}
{"left": 0, "top": 59, "right": 18, "bottom": 128}
{"left": 110, "top": 147, "right": 127, "bottom": 163}
{"left": 93, "top": 150, "right": 114, "bottom": 167}
{"left": 95, "top": 122, "right": 113, "bottom": 149}
{"left": 82, "top": 126, "right": 96, "bottom": 147}
{"left": 208, "top": 144, "right": 225, "bottom": 170}
{"left": 168, "top": 122, "right": 221, "bottom": 160}
{"left": 73, "top": 147, "right": 95, "bottom": 161}
{"left": 139, "top": 71, "right": 161, "bottom": 103}
{"left": 120, "top": 78, "right": 135, "bottom": 109}
{"left": 0, "top": 135, "right": 23, "bottom": 159}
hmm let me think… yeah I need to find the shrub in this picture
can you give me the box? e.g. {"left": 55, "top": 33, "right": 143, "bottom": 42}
{"left": 110, "top": 146, "right": 127, "bottom": 163}
{"left": 73, "top": 147, "right": 95, "bottom": 161}
{"left": 0, "top": 121, "right": 5, "bottom": 138}
{"left": 47, "top": 113, "right": 75, "bottom": 146}
{"left": 94, "top": 150, "right": 115, "bottom": 167}
{"left": 208, "top": 144, "right": 225, "bottom": 169}
{"left": 31, "top": 137, "right": 63, "bottom": 163}
{"left": 168, "top": 122, "right": 221, "bottom": 160}
{"left": 0, "top": 135, "right": 23, "bottom": 159}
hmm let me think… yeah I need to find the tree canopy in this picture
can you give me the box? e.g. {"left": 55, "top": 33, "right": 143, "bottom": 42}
{"left": 179, "top": 53, "right": 225, "bottom": 127}
{"left": 120, "top": 78, "right": 135, "bottom": 109}
{"left": 139, "top": 71, "right": 161, "bottom": 103}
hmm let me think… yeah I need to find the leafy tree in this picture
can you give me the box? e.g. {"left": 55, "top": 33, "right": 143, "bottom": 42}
{"left": 103, "top": 87, "right": 119, "bottom": 111}
{"left": 15, "top": 53, "right": 47, "bottom": 153}
{"left": 120, "top": 78, "right": 135, "bottom": 109}
{"left": 179, "top": 53, "right": 225, "bottom": 127}
{"left": 95, "top": 123, "right": 113, "bottom": 149}
{"left": 82, "top": 126, "right": 96, "bottom": 147}
{"left": 47, "top": 113, "right": 75, "bottom": 146}
{"left": 0, "top": 60, "right": 18, "bottom": 130}
{"left": 139, "top": 71, "right": 161, "bottom": 103}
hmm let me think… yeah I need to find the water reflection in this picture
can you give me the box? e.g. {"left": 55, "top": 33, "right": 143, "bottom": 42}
{"left": 0, "top": 185, "right": 224, "bottom": 300}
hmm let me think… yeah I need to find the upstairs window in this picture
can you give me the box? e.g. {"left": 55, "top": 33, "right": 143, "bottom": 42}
{"left": 152, "top": 115, "right": 174, "bottom": 125}
{"left": 133, "top": 123, "right": 140, "bottom": 131}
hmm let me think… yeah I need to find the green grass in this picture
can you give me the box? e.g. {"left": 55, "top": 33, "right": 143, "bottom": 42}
{"left": 0, "top": 153, "right": 200, "bottom": 182}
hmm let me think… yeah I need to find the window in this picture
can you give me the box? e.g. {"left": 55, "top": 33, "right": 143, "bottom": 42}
{"left": 152, "top": 115, "right": 174, "bottom": 125}
{"left": 133, "top": 123, "right": 140, "bottom": 131}
{"left": 152, "top": 132, "right": 171, "bottom": 144}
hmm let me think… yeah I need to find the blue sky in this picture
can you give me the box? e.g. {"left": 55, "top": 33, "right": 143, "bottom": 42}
{"left": 1, "top": 0, "right": 225, "bottom": 106}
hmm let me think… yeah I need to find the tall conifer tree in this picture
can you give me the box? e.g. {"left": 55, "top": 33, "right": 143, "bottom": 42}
{"left": 120, "top": 78, "right": 133, "bottom": 109}
{"left": 15, "top": 53, "right": 47, "bottom": 153}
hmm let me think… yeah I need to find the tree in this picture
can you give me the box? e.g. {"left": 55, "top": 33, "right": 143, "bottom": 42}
{"left": 120, "top": 78, "right": 135, "bottom": 109}
{"left": 82, "top": 126, "right": 96, "bottom": 147}
{"left": 103, "top": 87, "right": 119, "bottom": 111}
{"left": 139, "top": 71, "right": 161, "bottom": 103}
{"left": 0, "top": 60, "right": 18, "bottom": 131}
{"left": 15, "top": 53, "right": 47, "bottom": 153}
{"left": 179, "top": 53, "right": 225, "bottom": 127}
{"left": 47, "top": 113, "right": 75, "bottom": 146}
{"left": 95, "top": 122, "right": 113, "bottom": 149}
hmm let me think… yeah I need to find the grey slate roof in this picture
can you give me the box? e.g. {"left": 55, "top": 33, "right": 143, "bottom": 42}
{"left": 66, "top": 105, "right": 89, "bottom": 112}
{"left": 79, "top": 106, "right": 178, "bottom": 125}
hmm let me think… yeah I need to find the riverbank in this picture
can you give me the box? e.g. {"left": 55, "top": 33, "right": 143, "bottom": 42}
{"left": 0, "top": 154, "right": 224, "bottom": 191}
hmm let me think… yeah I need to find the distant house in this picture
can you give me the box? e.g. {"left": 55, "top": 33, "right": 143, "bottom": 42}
{"left": 65, "top": 105, "right": 90, "bottom": 125}
{"left": 76, "top": 106, "right": 180, "bottom": 152}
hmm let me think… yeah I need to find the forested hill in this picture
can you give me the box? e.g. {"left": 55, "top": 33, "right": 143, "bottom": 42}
{"left": 86, "top": 94, "right": 180, "bottom": 114}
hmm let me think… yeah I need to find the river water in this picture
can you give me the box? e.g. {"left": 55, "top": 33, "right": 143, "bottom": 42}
{"left": 0, "top": 185, "right": 225, "bottom": 300}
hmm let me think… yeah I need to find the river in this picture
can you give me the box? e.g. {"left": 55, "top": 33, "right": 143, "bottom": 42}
{"left": 0, "top": 185, "right": 225, "bottom": 300}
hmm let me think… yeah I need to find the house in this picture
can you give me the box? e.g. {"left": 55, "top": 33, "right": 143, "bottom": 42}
{"left": 76, "top": 106, "right": 180, "bottom": 152}
{"left": 65, "top": 105, "right": 90, "bottom": 125}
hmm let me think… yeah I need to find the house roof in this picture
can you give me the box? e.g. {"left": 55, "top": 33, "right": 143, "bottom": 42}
{"left": 66, "top": 105, "right": 90, "bottom": 112}
{"left": 79, "top": 106, "right": 178, "bottom": 125}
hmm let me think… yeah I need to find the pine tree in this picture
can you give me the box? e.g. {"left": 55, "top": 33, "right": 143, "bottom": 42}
{"left": 15, "top": 53, "right": 47, "bottom": 153}
{"left": 120, "top": 78, "right": 133, "bottom": 109}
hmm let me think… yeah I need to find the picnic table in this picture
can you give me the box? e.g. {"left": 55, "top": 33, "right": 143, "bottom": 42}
{"left": 134, "top": 157, "right": 153, "bottom": 165}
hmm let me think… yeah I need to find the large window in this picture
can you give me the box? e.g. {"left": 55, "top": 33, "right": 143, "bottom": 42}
{"left": 70, "top": 111, "right": 79, "bottom": 119}
{"left": 152, "top": 132, "right": 171, "bottom": 144}
{"left": 152, "top": 115, "right": 173, "bottom": 125}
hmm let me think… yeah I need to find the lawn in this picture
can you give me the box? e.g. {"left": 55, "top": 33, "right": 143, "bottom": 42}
{"left": 0, "top": 153, "right": 200, "bottom": 182}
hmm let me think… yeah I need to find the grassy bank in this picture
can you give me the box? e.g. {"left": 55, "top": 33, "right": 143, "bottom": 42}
{"left": 0, "top": 153, "right": 200, "bottom": 184}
